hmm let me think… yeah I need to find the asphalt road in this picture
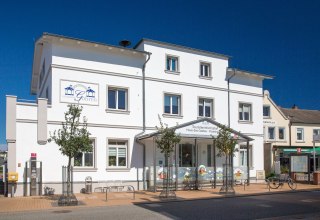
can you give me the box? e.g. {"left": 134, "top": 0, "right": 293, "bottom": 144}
{"left": 1, "top": 191, "right": 320, "bottom": 220}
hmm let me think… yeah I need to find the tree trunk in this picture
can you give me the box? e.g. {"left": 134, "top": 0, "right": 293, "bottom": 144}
{"left": 67, "top": 157, "right": 71, "bottom": 196}
{"left": 225, "top": 155, "right": 228, "bottom": 193}
{"left": 165, "top": 153, "right": 169, "bottom": 197}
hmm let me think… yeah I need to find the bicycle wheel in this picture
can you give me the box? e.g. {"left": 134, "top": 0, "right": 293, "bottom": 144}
{"left": 268, "top": 177, "right": 280, "bottom": 189}
{"left": 288, "top": 178, "right": 297, "bottom": 190}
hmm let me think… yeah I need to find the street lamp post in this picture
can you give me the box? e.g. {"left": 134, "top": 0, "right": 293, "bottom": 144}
{"left": 313, "top": 134, "right": 320, "bottom": 172}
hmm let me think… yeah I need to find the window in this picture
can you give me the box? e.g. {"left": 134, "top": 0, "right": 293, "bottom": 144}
{"left": 296, "top": 128, "right": 304, "bottom": 141}
{"left": 200, "top": 62, "right": 211, "bottom": 77}
{"left": 268, "top": 127, "right": 275, "bottom": 140}
{"left": 164, "top": 94, "right": 181, "bottom": 115}
{"left": 239, "top": 103, "right": 252, "bottom": 121}
{"left": 278, "top": 127, "right": 285, "bottom": 140}
{"left": 108, "top": 87, "right": 128, "bottom": 110}
{"left": 198, "top": 98, "right": 213, "bottom": 118}
{"left": 108, "top": 141, "right": 127, "bottom": 167}
{"left": 166, "top": 55, "right": 179, "bottom": 72}
{"left": 74, "top": 140, "right": 95, "bottom": 167}
{"left": 263, "top": 105, "right": 270, "bottom": 118}
{"left": 313, "top": 129, "right": 320, "bottom": 137}
{"left": 239, "top": 145, "right": 253, "bottom": 168}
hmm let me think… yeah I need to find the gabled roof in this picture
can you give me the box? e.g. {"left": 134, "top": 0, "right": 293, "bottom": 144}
{"left": 134, "top": 38, "right": 231, "bottom": 60}
{"left": 137, "top": 118, "right": 253, "bottom": 141}
{"left": 280, "top": 107, "right": 320, "bottom": 124}
{"left": 264, "top": 90, "right": 288, "bottom": 120}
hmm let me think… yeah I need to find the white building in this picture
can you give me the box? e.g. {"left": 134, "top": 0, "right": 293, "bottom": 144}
{"left": 6, "top": 33, "right": 272, "bottom": 196}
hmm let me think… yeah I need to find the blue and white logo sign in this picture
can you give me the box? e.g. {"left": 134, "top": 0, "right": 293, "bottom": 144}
{"left": 60, "top": 80, "right": 99, "bottom": 105}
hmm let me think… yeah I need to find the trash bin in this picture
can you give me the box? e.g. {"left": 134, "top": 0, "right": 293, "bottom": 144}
{"left": 85, "top": 176, "right": 92, "bottom": 194}
{"left": 313, "top": 172, "right": 320, "bottom": 185}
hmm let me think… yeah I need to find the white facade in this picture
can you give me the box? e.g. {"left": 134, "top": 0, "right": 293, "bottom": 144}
{"left": 6, "top": 34, "right": 271, "bottom": 196}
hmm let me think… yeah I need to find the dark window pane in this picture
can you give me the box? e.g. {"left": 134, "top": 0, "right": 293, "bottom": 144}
{"left": 165, "top": 96, "right": 170, "bottom": 113}
{"left": 244, "top": 112, "right": 249, "bottom": 121}
{"left": 172, "top": 96, "right": 179, "bottom": 114}
{"left": 166, "top": 58, "right": 170, "bottom": 70}
{"left": 205, "top": 106, "right": 211, "bottom": 117}
{"left": 118, "top": 90, "right": 126, "bottom": 110}
{"left": 74, "top": 153, "right": 83, "bottom": 166}
{"left": 84, "top": 152, "right": 93, "bottom": 166}
{"left": 199, "top": 105, "right": 203, "bottom": 116}
{"left": 108, "top": 90, "right": 116, "bottom": 109}
{"left": 172, "top": 59, "right": 176, "bottom": 71}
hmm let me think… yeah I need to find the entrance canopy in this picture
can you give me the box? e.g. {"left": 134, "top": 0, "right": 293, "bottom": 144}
{"left": 137, "top": 118, "right": 253, "bottom": 142}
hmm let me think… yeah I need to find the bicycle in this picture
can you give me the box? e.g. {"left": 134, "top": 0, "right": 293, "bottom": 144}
{"left": 268, "top": 174, "right": 297, "bottom": 190}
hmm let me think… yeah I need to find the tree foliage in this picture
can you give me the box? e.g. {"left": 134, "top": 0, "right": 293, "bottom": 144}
{"left": 155, "top": 116, "right": 181, "bottom": 158}
{"left": 48, "top": 104, "right": 92, "bottom": 168}
{"left": 215, "top": 125, "right": 238, "bottom": 159}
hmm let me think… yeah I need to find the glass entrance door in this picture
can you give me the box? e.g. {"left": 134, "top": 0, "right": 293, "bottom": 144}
{"left": 179, "top": 144, "right": 194, "bottom": 167}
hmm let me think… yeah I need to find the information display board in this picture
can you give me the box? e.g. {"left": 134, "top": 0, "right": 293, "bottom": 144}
{"left": 290, "top": 155, "right": 308, "bottom": 172}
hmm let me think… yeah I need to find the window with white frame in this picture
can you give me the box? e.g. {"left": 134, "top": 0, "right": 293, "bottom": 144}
{"left": 239, "top": 103, "right": 252, "bottom": 121}
{"left": 198, "top": 98, "right": 213, "bottom": 118}
{"left": 278, "top": 127, "right": 285, "bottom": 140}
{"left": 239, "top": 145, "right": 253, "bottom": 168}
{"left": 268, "top": 127, "right": 275, "bottom": 140}
{"left": 74, "top": 139, "right": 95, "bottom": 167}
{"left": 200, "top": 62, "right": 211, "bottom": 77}
{"left": 166, "top": 55, "right": 179, "bottom": 72}
{"left": 108, "top": 87, "right": 128, "bottom": 110}
{"left": 263, "top": 105, "right": 270, "bottom": 118}
{"left": 164, "top": 94, "right": 181, "bottom": 115}
{"left": 108, "top": 140, "right": 128, "bottom": 167}
{"left": 296, "top": 128, "right": 304, "bottom": 141}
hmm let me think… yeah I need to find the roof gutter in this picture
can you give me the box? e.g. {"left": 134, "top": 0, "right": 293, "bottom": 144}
{"left": 135, "top": 51, "right": 151, "bottom": 191}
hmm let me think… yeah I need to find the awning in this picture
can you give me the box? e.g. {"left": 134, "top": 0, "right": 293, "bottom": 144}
{"left": 280, "top": 147, "right": 320, "bottom": 154}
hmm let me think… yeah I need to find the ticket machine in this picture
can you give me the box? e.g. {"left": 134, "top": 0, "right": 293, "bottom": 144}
{"left": 25, "top": 153, "right": 42, "bottom": 196}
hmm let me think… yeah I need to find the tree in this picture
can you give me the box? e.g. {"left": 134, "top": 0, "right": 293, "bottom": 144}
{"left": 48, "top": 104, "right": 91, "bottom": 201}
{"left": 215, "top": 125, "right": 238, "bottom": 194}
{"left": 155, "top": 116, "right": 181, "bottom": 199}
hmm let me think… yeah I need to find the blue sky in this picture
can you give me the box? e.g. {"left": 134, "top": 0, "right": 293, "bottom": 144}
{"left": 0, "top": 0, "right": 320, "bottom": 145}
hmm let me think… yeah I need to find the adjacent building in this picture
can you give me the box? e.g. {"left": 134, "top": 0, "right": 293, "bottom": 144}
{"left": 263, "top": 91, "right": 320, "bottom": 178}
{"left": 6, "top": 33, "right": 272, "bottom": 196}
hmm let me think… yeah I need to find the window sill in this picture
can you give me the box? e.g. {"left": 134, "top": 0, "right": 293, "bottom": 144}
{"left": 199, "top": 75, "right": 212, "bottom": 80}
{"left": 238, "top": 120, "right": 253, "bottom": 124}
{"left": 296, "top": 141, "right": 305, "bottom": 143}
{"left": 263, "top": 116, "right": 271, "bottom": 119}
{"left": 162, "top": 114, "right": 183, "bottom": 119}
{"left": 73, "top": 167, "right": 98, "bottom": 172}
{"left": 106, "top": 168, "right": 131, "bottom": 172}
{"left": 164, "top": 70, "right": 180, "bottom": 75}
{"left": 106, "top": 109, "right": 130, "bottom": 114}
{"left": 197, "top": 116, "right": 215, "bottom": 120}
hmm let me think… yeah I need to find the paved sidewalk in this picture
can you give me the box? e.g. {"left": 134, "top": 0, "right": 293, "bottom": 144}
{"left": 0, "top": 183, "right": 319, "bottom": 213}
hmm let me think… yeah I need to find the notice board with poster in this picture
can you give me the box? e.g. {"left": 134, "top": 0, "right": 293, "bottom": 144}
{"left": 256, "top": 170, "right": 265, "bottom": 180}
{"left": 290, "top": 155, "right": 308, "bottom": 172}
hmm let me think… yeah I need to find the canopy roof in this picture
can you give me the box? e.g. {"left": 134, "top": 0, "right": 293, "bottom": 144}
{"left": 137, "top": 118, "right": 253, "bottom": 142}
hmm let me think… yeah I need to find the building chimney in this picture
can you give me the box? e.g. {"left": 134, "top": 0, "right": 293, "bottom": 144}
{"left": 119, "top": 40, "right": 131, "bottom": 48}
{"left": 292, "top": 104, "right": 298, "bottom": 109}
